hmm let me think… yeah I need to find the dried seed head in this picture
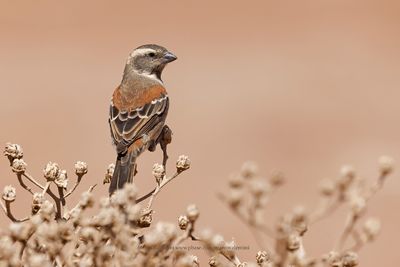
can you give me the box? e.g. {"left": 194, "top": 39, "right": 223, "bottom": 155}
{"left": 186, "top": 204, "right": 199, "bottom": 222}
{"left": 54, "top": 169, "right": 68, "bottom": 188}
{"left": 319, "top": 178, "right": 336, "bottom": 196}
{"left": 143, "top": 229, "right": 163, "bottom": 247}
{"left": 227, "top": 189, "right": 244, "bottom": 209}
{"left": 99, "top": 197, "right": 111, "bottom": 208}
{"left": 241, "top": 161, "right": 258, "bottom": 179}
{"left": 80, "top": 191, "right": 94, "bottom": 209}
{"left": 143, "top": 222, "right": 176, "bottom": 247}
{"left": 111, "top": 189, "right": 128, "bottom": 206}
{"left": 199, "top": 228, "right": 214, "bottom": 244}
{"left": 2, "top": 185, "right": 16, "bottom": 202}
{"left": 340, "top": 165, "right": 356, "bottom": 179}
{"left": 287, "top": 233, "right": 301, "bottom": 251}
{"left": 191, "top": 255, "right": 200, "bottom": 266}
{"left": 68, "top": 206, "right": 83, "bottom": 223}
{"left": 322, "top": 251, "right": 341, "bottom": 266}
{"left": 11, "top": 158, "right": 27, "bottom": 174}
{"left": 176, "top": 155, "right": 191, "bottom": 172}
{"left": 138, "top": 208, "right": 153, "bottom": 227}
{"left": 256, "top": 250, "right": 270, "bottom": 264}
{"left": 80, "top": 226, "right": 99, "bottom": 243}
{"left": 228, "top": 173, "right": 245, "bottom": 188}
{"left": 178, "top": 215, "right": 190, "bottom": 230}
{"left": 58, "top": 221, "right": 73, "bottom": 243}
{"left": 292, "top": 205, "right": 307, "bottom": 221}
{"left": 249, "top": 179, "right": 270, "bottom": 197}
{"left": 176, "top": 254, "right": 199, "bottom": 267}
{"left": 36, "top": 221, "right": 59, "bottom": 241}
{"left": 350, "top": 195, "right": 366, "bottom": 216}
{"left": 32, "top": 193, "right": 44, "bottom": 205}
{"left": 378, "top": 155, "right": 394, "bottom": 176}
{"left": 223, "top": 240, "right": 237, "bottom": 259}
{"left": 211, "top": 234, "right": 225, "bottom": 249}
{"left": 104, "top": 163, "right": 115, "bottom": 184}
{"left": 74, "top": 161, "right": 88, "bottom": 175}
{"left": 39, "top": 200, "right": 55, "bottom": 221}
{"left": 152, "top": 163, "right": 165, "bottom": 184}
{"left": 341, "top": 251, "right": 358, "bottom": 267}
{"left": 270, "top": 170, "right": 285, "bottom": 186}
{"left": 363, "top": 218, "right": 381, "bottom": 241}
{"left": 93, "top": 207, "right": 117, "bottom": 226}
{"left": 9, "top": 222, "right": 32, "bottom": 241}
{"left": 80, "top": 254, "right": 94, "bottom": 267}
{"left": 338, "top": 165, "right": 356, "bottom": 189}
{"left": 291, "top": 206, "right": 308, "bottom": 235}
{"left": 43, "top": 162, "right": 60, "bottom": 182}
{"left": 32, "top": 193, "right": 44, "bottom": 214}
{"left": 208, "top": 256, "right": 218, "bottom": 267}
{"left": 123, "top": 183, "right": 138, "bottom": 202}
{"left": 4, "top": 143, "right": 23, "bottom": 160}
{"left": 126, "top": 205, "right": 141, "bottom": 222}
{"left": 0, "top": 235, "right": 15, "bottom": 260}
{"left": 155, "top": 222, "right": 178, "bottom": 241}
{"left": 27, "top": 254, "right": 51, "bottom": 267}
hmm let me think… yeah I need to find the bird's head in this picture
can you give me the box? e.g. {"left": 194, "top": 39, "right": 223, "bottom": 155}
{"left": 125, "top": 44, "right": 177, "bottom": 83}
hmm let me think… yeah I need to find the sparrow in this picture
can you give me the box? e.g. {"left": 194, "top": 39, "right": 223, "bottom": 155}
{"left": 108, "top": 44, "right": 177, "bottom": 194}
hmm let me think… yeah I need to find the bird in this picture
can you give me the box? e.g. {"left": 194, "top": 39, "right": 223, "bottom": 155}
{"left": 108, "top": 44, "right": 177, "bottom": 194}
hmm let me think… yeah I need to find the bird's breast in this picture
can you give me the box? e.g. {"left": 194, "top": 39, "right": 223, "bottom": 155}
{"left": 112, "top": 85, "right": 167, "bottom": 111}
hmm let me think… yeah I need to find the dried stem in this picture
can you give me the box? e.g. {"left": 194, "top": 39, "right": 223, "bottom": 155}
{"left": 310, "top": 195, "right": 341, "bottom": 225}
{"left": 64, "top": 174, "right": 84, "bottom": 198}
{"left": 42, "top": 181, "right": 51, "bottom": 195}
{"left": 16, "top": 174, "right": 34, "bottom": 195}
{"left": 146, "top": 172, "right": 180, "bottom": 209}
{"left": 1, "top": 200, "right": 29, "bottom": 222}
{"left": 64, "top": 184, "right": 96, "bottom": 219}
{"left": 58, "top": 187, "right": 66, "bottom": 206}
{"left": 217, "top": 193, "right": 275, "bottom": 241}
{"left": 22, "top": 173, "right": 45, "bottom": 190}
{"left": 348, "top": 230, "right": 364, "bottom": 252}
{"left": 136, "top": 188, "right": 156, "bottom": 204}
{"left": 336, "top": 214, "right": 358, "bottom": 251}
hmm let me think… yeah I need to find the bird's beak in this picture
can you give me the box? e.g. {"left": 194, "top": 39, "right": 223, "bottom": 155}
{"left": 163, "top": 51, "right": 177, "bottom": 63}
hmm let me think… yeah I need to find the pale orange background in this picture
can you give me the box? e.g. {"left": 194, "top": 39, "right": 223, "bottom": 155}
{"left": 1, "top": 0, "right": 400, "bottom": 266}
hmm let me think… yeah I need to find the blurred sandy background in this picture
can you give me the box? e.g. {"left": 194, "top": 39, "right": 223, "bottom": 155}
{"left": 1, "top": 0, "right": 400, "bottom": 265}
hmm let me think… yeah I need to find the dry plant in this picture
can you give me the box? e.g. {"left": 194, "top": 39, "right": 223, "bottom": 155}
{"left": 0, "top": 142, "right": 393, "bottom": 267}
{"left": 216, "top": 158, "right": 393, "bottom": 267}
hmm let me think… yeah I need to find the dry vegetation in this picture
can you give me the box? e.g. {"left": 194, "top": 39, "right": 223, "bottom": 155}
{"left": 0, "top": 143, "right": 393, "bottom": 267}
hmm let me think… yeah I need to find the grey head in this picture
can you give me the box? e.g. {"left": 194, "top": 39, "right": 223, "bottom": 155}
{"left": 123, "top": 44, "right": 177, "bottom": 84}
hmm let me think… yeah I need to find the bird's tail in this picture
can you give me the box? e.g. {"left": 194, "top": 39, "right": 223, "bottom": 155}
{"left": 109, "top": 151, "right": 136, "bottom": 195}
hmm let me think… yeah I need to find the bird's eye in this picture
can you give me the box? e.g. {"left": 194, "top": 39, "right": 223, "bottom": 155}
{"left": 148, "top": 52, "right": 156, "bottom": 57}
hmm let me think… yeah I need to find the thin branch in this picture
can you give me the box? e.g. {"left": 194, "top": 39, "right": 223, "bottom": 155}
{"left": 347, "top": 230, "right": 365, "bottom": 252}
{"left": 64, "top": 174, "right": 84, "bottom": 198}
{"left": 336, "top": 213, "right": 358, "bottom": 251}
{"left": 22, "top": 172, "right": 62, "bottom": 217}
{"left": 217, "top": 193, "right": 276, "bottom": 240}
{"left": 64, "top": 185, "right": 96, "bottom": 219}
{"left": 22, "top": 173, "right": 45, "bottom": 190}
{"left": 364, "top": 174, "right": 386, "bottom": 201}
{"left": 42, "top": 181, "right": 51, "bottom": 195}
{"left": 1, "top": 200, "right": 29, "bottom": 222}
{"left": 136, "top": 188, "right": 156, "bottom": 204}
{"left": 16, "top": 174, "right": 34, "bottom": 195}
{"left": 139, "top": 171, "right": 181, "bottom": 209}
{"left": 58, "top": 187, "right": 66, "bottom": 206}
{"left": 310, "top": 195, "right": 342, "bottom": 225}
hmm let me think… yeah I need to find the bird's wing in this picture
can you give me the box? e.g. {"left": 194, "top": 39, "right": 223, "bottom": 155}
{"left": 109, "top": 94, "right": 169, "bottom": 154}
